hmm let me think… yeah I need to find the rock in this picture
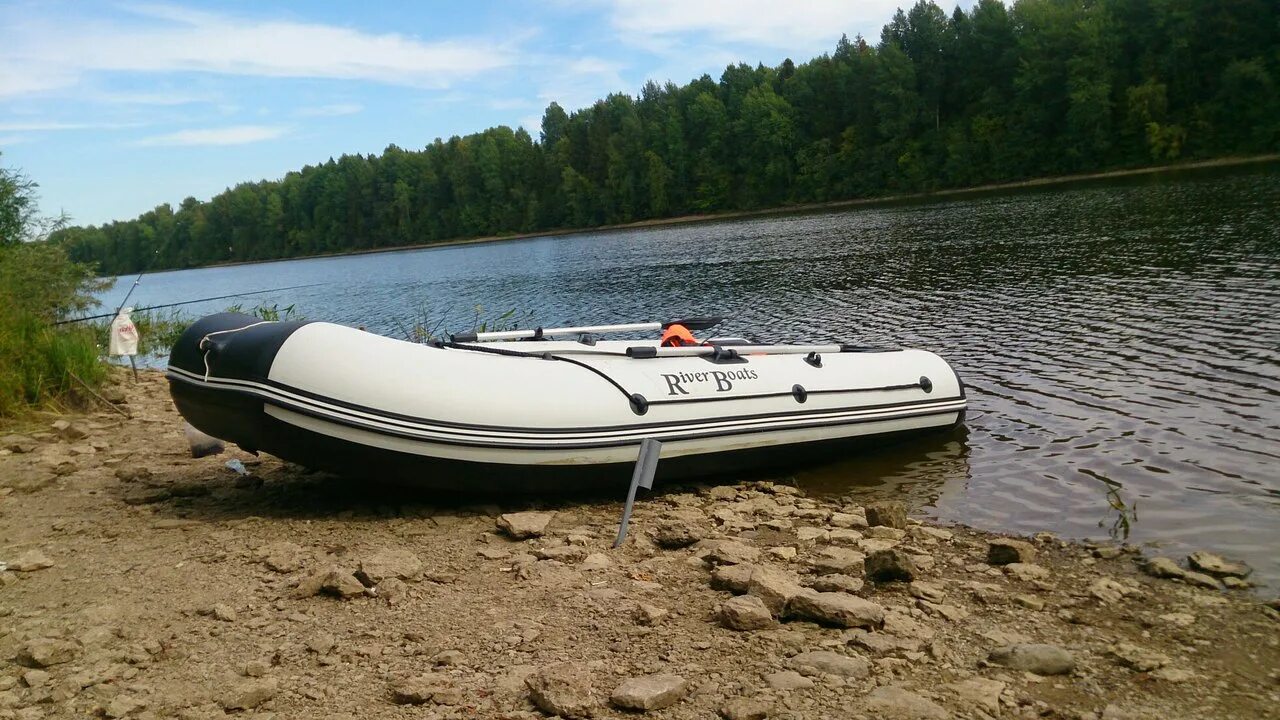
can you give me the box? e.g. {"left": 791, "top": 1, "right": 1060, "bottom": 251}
{"left": 865, "top": 685, "right": 948, "bottom": 720}
{"left": 865, "top": 549, "right": 917, "bottom": 582}
{"left": 8, "top": 549, "right": 54, "bottom": 571}
{"left": 390, "top": 674, "right": 455, "bottom": 705}
{"left": 610, "top": 674, "right": 688, "bottom": 711}
{"left": 17, "top": 637, "right": 79, "bottom": 667}
{"left": 306, "top": 634, "right": 337, "bottom": 655}
{"left": 947, "top": 678, "right": 1005, "bottom": 714}
{"left": 526, "top": 663, "right": 597, "bottom": 719}
{"left": 1089, "top": 577, "right": 1134, "bottom": 604}
{"left": 806, "top": 574, "right": 864, "bottom": 594}
{"left": 535, "top": 545, "right": 588, "bottom": 563}
{"left": 1143, "top": 557, "right": 1186, "bottom": 579}
{"left": 987, "top": 539, "right": 1037, "bottom": 565}
{"left": 1150, "top": 667, "right": 1197, "bottom": 683}
{"left": 243, "top": 660, "right": 270, "bottom": 677}
{"left": 51, "top": 420, "right": 88, "bottom": 440}
{"left": 100, "top": 386, "right": 128, "bottom": 404}
{"left": 431, "top": 649, "right": 463, "bottom": 666}
{"left": 763, "top": 670, "right": 813, "bottom": 691}
{"left": 257, "top": 542, "right": 308, "bottom": 573}
{"left": 292, "top": 566, "right": 367, "bottom": 599}
{"left": 711, "top": 563, "right": 755, "bottom": 593}
{"left": 5, "top": 472, "right": 57, "bottom": 494}
{"left": 910, "top": 525, "right": 953, "bottom": 541}
{"left": 859, "top": 538, "right": 900, "bottom": 554}
{"left": 221, "top": 678, "right": 277, "bottom": 710}
{"left": 863, "top": 501, "right": 907, "bottom": 529}
{"left": 704, "top": 540, "right": 760, "bottom": 565}
{"left": 652, "top": 521, "right": 703, "bottom": 549}
{"left": 918, "top": 600, "right": 970, "bottom": 622}
{"left": 20, "top": 670, "right": 49, "bottom": 688}
{"left": 1092, "top": 545, "right": 1124, "bottom": 559}
{"left": 1109, "top": 643, "right": 1170, "bottom": 672}
{"left": 795, "top": 527, "right": 828, "bottom": 542}
{"left": 1187, "top": 551, "right": 1250, "bottom": 578}
{"left": 790, "top": 591, "right": 884, "bottom": 629}
{"left": 1222, "top": 576, "right": 1252, "bottom": 590}
{"left": 114, "top": 466, "right": 152, "bottom": 483}
{"left": 1004, "top": 562, "right": 1050, "bottom": 581}
{"left": 808, "top": 546, "right": 865, "bottom": 575}
{"left": 1011, "top": 594, "right": 1044, "bottom": 611}
{"left": 720, "top": 595, "right": 775, "bottom": 631}
{"left": 862, "top": 525, "right": 905, "bottom": 540}
{"left": 211, "top": 604, "right": 237, "bottom": 622}
{"left": 580, "top": 553, "right": 612, "bottom": 571}
{"left": 789, "top": 650, "right": 869, "bottom": 678}
{"left": 633, "top": 603, "right": 668, "bottom": 626}
{"left": 376, "top": 576, "right": 409, "bottom": 603}
{"left": 765, "top": 546, "right": 797, "bottom": 560}
{"left": 846, "top": 629, "right": 922, "bottom": 655}
{"left": 826, "top": 529, "right": 864, "bottom": 546}
{"left": 1, "top": 434, "right": 37, "bottom": 453}
{"left": 105, "top": 694, "right": 147, "bottom": 718}
{"left": 989, "top": 644, "right": 1075, "bottom": 675}
{"left": 829, "top": 511, "right": 867, "bottom": 529}
{"left": 908, "top": 581, "right": 945, "bottom": 603}
{"left": 747, "top": 566, "right": 805, "bottom": 615}
{"left": 1182, "top": 570, "right": 1220, "bottom": 589}
{"left": 707, "top": 485, "right": 738, "bottom": 500}
{"left": 720, "top": 697, "right": 769, "bottom": 720}
{"left": 497, "top": 511, "right": 554, "bottom": 539}
{"left": 356, "top": 548, "right": 424, "bottom": 585}
{"left": 1158, "top": 612, "right": 1196, "bottom": 627}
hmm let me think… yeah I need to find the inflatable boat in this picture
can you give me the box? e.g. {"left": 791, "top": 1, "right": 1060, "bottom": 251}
{"left": 167, "top": 313, "right": 966, "bottom": 489}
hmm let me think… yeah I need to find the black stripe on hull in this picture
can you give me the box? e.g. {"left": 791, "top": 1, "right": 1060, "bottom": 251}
{"left": 170, "top": 377, "right": 964, "bottom": 491}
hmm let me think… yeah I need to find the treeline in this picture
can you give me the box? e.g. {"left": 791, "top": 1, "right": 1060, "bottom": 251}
{"left": 55, "top": 0, "right": 1280, "bottom": 274}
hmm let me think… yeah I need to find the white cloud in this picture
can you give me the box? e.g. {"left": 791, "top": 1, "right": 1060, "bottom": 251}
{"left": 0, "top": 120, "right": 144, "bottom": 132}
{"left": 0, "top": 134, "right": 31, "bottom": 146}
{"left": 133, "top": 124, "right": 290, "bottom": 147}
{"left": 295, "top": 103, "right": 364, "bottom": 117}
{"left": 609, "top": 0, "right": 903, "bottom": 52}
{"left": 0, "top": 3, "right": 518, "bottom": 99}
{"left": 90, "top": 90, "right": 215, "bottom": 106}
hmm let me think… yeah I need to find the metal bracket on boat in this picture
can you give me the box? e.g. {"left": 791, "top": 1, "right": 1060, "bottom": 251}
{"left": 613, "top": 438, "right": 663, "bottom": 548}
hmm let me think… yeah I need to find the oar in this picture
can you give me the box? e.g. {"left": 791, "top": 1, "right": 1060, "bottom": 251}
{"left": 625, "top": 343, "right": 885, "bottom": 358}
{"left": 451, "top": 316, "right": 723, "bottom": 343}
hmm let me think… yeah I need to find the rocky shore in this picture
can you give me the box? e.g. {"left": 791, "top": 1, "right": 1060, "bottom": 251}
{"left": 0, "top": 370, "right": 1277, "bottom": 719}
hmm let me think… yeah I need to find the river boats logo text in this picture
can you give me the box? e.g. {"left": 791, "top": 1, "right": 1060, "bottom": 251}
{"left": 661, "top": 369, "right": 759, "bottom": 396}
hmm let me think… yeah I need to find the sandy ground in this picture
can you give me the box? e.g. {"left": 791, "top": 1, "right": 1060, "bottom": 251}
{"left": 0, "top": 369, "right": 1277, "bottom": 720}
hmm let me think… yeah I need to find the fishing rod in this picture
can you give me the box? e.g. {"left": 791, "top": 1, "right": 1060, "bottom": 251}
{"left": 54, "top": 283, "right": 326, "bottom": 325}
{"left": 111, "top": 248, "right": 160, "bottom": 318}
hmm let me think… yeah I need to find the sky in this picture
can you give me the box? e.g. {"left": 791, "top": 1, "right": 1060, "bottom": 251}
{"left": 1, "top": 0, "right": 933, "bottom": 228}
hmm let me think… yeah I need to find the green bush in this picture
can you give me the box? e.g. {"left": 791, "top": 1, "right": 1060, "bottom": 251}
{"left": 0, "top": 243, "right": 110, "bottom": 418}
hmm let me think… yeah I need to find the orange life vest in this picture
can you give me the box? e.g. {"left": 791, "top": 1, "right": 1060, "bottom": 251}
{"left": 660, "top": 324, "right": 698, "bottom": 347}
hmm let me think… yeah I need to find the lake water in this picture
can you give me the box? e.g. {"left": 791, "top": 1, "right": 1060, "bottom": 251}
{"left": 98, "top": 163, "right": 1280, "bottom": 587}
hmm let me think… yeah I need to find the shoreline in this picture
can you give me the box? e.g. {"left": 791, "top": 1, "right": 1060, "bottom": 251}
{"left": 126, "top": 153, "right": 1280, "bottom": 276}
{"left": 0, "top": 369, "right": 1276, "bottom": 718}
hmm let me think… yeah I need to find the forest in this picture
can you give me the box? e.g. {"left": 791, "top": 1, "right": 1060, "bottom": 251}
{"left": 52, "top": 0, "right": 1280, "bottom": 274}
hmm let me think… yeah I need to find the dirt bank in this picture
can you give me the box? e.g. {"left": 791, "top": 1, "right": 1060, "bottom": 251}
{"left": 1, "top": 370, "right": 1277, "bottom": 719}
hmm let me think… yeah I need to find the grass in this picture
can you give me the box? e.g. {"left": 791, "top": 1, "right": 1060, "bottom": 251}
{"left": 0, "top": 310, "right": 106, "bottom": 419}
{"left": 0, "top": 242, "right": 109, "bottom": 420}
